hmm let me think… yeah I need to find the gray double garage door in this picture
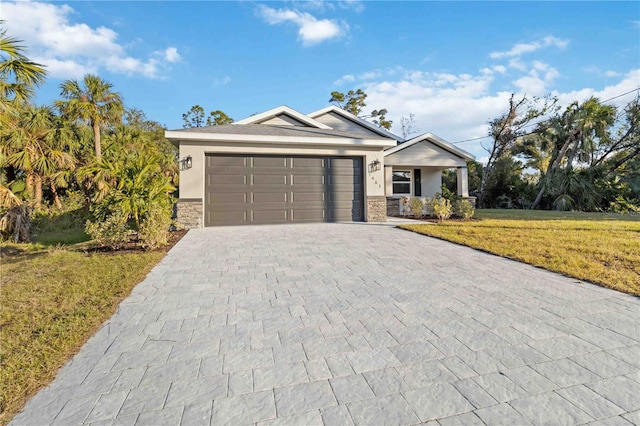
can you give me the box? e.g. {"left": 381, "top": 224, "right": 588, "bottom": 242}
{"left": 205, "top": 155, "right": 364, "bottom": 226}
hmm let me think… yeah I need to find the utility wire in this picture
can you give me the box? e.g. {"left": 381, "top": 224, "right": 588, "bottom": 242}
{"left": 450, "top": 86, "right": 640, "bottom": 145}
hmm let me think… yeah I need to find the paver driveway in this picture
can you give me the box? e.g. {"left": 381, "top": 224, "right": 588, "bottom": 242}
{"left": 11, "top": 222, "right": 640, "bottom": 426}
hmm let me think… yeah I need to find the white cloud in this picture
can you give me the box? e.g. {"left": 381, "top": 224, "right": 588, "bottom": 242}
{"left": 334, "top": 74, "right": 355, "bottom": 85}
{"left": 359, "top": 70, "right": 382, "bottom": 80}
{"left": 257, "top": 5, "right": 347, "bottom": 46}
{"left": 605, "top": 70, "right": 621, "bottom": 78}
{"left": 338, "top": 0, "right": 365, "bottom": 12}
{"left": 335, "top": 64, "right": 637, "bottom": 161}
{"left": 489, "top": 35, "right": 569, "bottom": 59}
{"left": 1, "top": 1, "right": 181, "bottom": 79}
{"left": 554, "top": 69, "right": 640, "bottom": 109}
{"left": 163, "top": 47, "right": 181, "bottom": 63}
{"left": 508, "top": 58, "right": 527, "bottom": 71}
{"left": 493, "top": 65, "right": 507, "bottom": 74}
{"left": 213, "top": 76, "right": 232, "bottom": 86}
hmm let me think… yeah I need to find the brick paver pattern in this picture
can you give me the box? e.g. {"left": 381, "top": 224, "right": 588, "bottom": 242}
{"left": 11, "top": 223, "right": 640, "bottom": 425}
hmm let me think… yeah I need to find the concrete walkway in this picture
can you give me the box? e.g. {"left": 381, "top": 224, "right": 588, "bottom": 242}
{"left": 11, "top": 223, "right": 640, "bottom": 425}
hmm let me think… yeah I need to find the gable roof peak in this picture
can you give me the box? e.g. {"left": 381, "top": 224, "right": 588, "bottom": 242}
{"left": 307, "top": 105, "right": 403, "bottom": 142}
{"left": 384, "top": 132, "right": 475, "bottom": 161}
{"left": 234, "top": 105, "right": 331, "bottom": 129}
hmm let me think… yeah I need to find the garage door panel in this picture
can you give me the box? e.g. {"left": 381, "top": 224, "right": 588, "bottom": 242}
{"left": 205, "top": 155, "right": 363, "bottom": 226}
{"left": 208, "top": 156, "right": 247, "bottom": 167}
{"left": 291, "top": 209, "right": 326, "bottom": 221}
{"left": 252, "top": 210, "right": 288, "bottom": 222}
{"left": 252, "top": 174, "right": 288, "bottom": 185}
{"left": 291, "top": 157, "right": 325, "bottom": 168}
{"left": 208, "top": 174, "right": 247, "bottom": 185}
{"left": 252, "top": 192, "right": 287, "bottom": 203}
{"left": 252, "top": 157, "right": 288, "bottom": 167}
{"left": 328, "top": 191, "right": 362, "bottom": 201}
{"left": 209, "top": 192, "right": 247, "bottom": 204}
{"left": 328, "top": 174, "right": 360, "bottom": 184}
{"left": 292, "top": 175, "right": 325, "bottom": 185}
{"left": 291, "top": 192, "right": 325, "bottom": 202}
{"left": 208, "top": 210, "right": 248, "bottom": 222}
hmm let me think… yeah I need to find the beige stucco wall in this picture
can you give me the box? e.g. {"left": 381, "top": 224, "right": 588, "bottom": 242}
{"left": 178, "top": 141, "right": 386, "bottom": 202}
{"left": 384, "top": 142, "right": 467, "bottom": 168}
{"left": 313, "top": 112, "right": 383, "bottom": 138}
{"left": 421, "top": 167, "right": 443, "bottom": 198}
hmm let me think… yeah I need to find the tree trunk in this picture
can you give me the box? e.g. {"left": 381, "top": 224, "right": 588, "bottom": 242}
{"left": 25, "top": 173, "right": 35, "bottom": 201}
{"left": 51, "top": 182, "right": 63, "bottom": 210}
{"left": 93, "top": 121, "right": 102, "bottom": 158}
{"left": 478, "top": 166, "right": 490, "bottom": 208}
{"left": 531, "top": 132, "right": 577, "bottom": 210}
{"left": 34, "top": 175, "right": 43, "bottom": 208}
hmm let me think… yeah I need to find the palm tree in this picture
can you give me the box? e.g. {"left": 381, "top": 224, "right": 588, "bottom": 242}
{"left": 55, "top": 74, "right": 123, "bottom": 158}
{"left": 0, "top": 26, "right": 47, "bottom": 113}
{"left": 531, "top": 97, "right": 617, "bottom": 209}
{"left": 2, "top": 105, "right": 76, "bottom": 208}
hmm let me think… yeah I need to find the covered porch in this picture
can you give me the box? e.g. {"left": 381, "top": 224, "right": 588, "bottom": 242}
{"left": 383, "top": 133, "right": 475, "bottom": 215}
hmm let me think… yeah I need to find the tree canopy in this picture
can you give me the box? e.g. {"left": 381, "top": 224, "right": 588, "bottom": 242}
{"left": 329, "top": 89, "right": 393, "bottom": 130}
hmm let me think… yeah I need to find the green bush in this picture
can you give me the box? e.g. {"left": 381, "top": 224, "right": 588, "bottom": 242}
{"left": 432, "top": 197, "right": 452, "bottom": 222}
{"left": 408, "top": 197, "right": 424, "bottom": 218}
{"left": 454, "top": 199, "right": 475, "bottom": 220}
{"left": 85, "top": 211, "right": 130, "bottom": 250}
{"left": 138, "top": 205, "right": 172, "bottom": 250}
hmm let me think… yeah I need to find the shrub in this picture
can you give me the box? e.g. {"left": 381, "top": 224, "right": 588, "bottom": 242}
{"left": 408, "top": 197, "right": 425, "bottom": 218}
{"left": 138, "top": 205, "right": 173, "bottom": 250}
{"left": 85, "top": 211, "right": 130, "bottom": 250}
{"left": 455, "top": 199, "right": 475, "bottom": 220}
{"left": 432, "top": 197, "right": 452, "bottom": 222}
{"left": 423, "top": 197, "right": 435, "bottom": 217}
{"left": 0, "top": 206, "right": 31, "bottom": 242}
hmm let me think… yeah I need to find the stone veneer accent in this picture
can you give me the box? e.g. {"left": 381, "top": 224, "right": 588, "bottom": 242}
{"left": 366, "top": 196, "right": 387, "bottom": 222}
{"left": 386, "top": 197, "right": 400, "bottom": 217}
{"left": 176, "top": 198, "right": 203, "bottom": 229}
{"left": 463, "top": 196, "right": 477, "bottom": 208}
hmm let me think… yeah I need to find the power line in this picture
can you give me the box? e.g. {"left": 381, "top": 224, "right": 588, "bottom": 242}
{"left": 450, "top": 86, "right": 640, "bottom": 145}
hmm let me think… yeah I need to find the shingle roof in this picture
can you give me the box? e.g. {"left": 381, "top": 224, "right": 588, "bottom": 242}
{"left": 169, "top": 124, "right": 392, "bottom": 140}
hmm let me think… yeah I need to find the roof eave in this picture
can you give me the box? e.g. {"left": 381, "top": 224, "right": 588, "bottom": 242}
{"left": 164, "top": 130, "right": 396, "bottom": 148}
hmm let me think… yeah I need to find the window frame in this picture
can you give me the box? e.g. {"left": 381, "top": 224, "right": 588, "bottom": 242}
{"left": 392, "top": 169, "right": 413, "bottom": 196}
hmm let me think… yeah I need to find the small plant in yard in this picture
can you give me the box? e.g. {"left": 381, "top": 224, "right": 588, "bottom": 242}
{"left": 84, "top": 211, "right": 130, "bottom": 250}
{"left": 408, "top": 197, "right": 425, "bottom": 218}
{"left": 454, "top": 199, "right": 475, "bottom": 220}
{"left": 138, "top": 205, "right": 173, "bottom": 250}
{"left": 432, "top": 197, "right": 452, "bottom": 221}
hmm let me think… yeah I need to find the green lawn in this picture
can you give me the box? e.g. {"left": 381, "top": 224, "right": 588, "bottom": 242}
{"left": 0, "top": 235, "right": 169, "bottom": 424}
{"left": 400, "top": 209, "right": 640, "bottom": 296}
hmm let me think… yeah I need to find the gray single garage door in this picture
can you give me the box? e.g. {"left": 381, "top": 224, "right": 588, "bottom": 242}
{"left": 205, "top": 155, "right": 363, "bottom": 226}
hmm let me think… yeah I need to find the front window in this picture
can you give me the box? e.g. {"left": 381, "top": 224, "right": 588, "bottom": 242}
{"left": 392, "top": 170, "right": 411, "bottom": 195}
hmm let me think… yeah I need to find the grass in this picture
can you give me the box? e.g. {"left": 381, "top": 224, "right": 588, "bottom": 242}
{"left": 0, "top": 237, "right": 167, "bottom": 424}
{"left": 399, "top": 209, "right": 640, "bottom": 296}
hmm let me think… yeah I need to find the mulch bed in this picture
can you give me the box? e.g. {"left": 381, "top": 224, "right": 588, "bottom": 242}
{"left": 391, "top": 215, "right": 480, "bottom": 223}
{"left": 87, "top": 229, "right": 188, "bottom": 255}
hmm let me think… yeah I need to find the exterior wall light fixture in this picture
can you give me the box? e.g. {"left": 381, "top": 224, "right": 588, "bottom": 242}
{"left": 181, "top": 155, "right": 193, "bottom": 170}
{"left": 368, "top": 159, "right": 381, "bottom": 173}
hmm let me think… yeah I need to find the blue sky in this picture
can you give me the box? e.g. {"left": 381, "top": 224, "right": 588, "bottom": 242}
{"left": 3, "top": 1, "right": 639, "bottom": 160}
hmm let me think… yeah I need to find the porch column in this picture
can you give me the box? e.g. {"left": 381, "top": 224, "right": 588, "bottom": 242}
{"left": 456, "top": 167, "right": 469, "bottom": 197}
